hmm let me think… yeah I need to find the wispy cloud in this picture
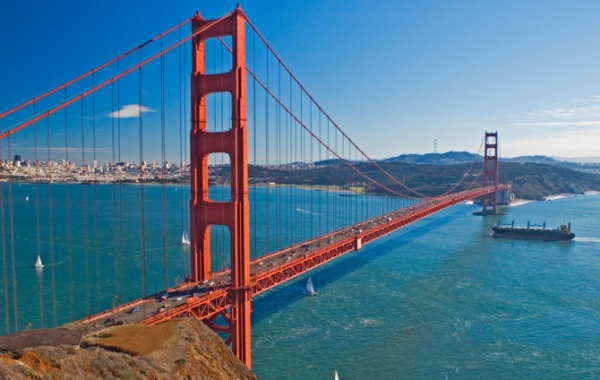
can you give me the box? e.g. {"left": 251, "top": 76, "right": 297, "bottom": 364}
{"left": 109, "top": 104, "right": 156, "bottom": 118}
{"left": 524, "top": 105, "right": 600, "bottom": 120}
{"left": 510, "top": 120, "right": 600, "bottom": 128}
{"left": 510, "top": 96, "right": 600, "bottom": 128}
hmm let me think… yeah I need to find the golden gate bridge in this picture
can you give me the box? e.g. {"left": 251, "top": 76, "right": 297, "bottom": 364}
{"left": 0, "top": 6, "right": 508, "bottom": 367}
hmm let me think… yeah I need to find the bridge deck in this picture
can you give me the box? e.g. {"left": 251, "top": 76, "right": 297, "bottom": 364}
{"left": 81, "top": 185, "right": 506, "bottom": 328}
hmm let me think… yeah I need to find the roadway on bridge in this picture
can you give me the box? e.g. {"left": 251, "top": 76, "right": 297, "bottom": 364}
{"left": 83, "top": 188, "right": 500, "bottom": 328}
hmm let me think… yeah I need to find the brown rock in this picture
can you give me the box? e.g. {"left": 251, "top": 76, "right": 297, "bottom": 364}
{"left": 0, "top": 318, "right": 255, "bottom": 380}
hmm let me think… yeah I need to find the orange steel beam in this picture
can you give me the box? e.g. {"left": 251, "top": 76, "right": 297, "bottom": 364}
{"left": 480, "top": 132, "right": 500, "bottom": 214}
{"left": 142, "top": 185, "right": 507, "bottom": 325}
{"left": 189, "top": 6, "right": 251, "bottom": 368}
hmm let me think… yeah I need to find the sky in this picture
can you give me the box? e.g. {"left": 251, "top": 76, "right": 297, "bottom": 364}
{"left": 2, "top": 0, "right": 600, "bottom": 161}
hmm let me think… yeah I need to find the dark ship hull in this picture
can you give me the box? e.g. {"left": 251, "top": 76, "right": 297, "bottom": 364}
{"left": 492, "top": 225, "right": 575, "bottom": 241}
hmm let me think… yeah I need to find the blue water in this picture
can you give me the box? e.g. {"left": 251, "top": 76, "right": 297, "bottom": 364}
{"left": 0, "top": 182, "right": 410, "bottom": 330}
{"left": 251, "top": 195, "right": 600, "bottom": 379}
{"left": 2, "top": 183, "right": 600, "bottom": 379}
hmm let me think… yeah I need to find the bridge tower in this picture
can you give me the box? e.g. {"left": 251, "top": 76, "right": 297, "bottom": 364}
{"left": 479, "top": 131, "right": 499, "bottom": 215}
{"left": 190, "top": 7, "right": 252, "bottom": 367}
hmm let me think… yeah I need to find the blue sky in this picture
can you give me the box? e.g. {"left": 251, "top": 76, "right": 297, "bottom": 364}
{"left": 2, "top": 0, "right": 600, "bottom": 161}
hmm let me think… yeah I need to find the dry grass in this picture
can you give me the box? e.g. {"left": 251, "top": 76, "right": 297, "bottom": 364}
{"left": 86, "top": 320, "right": 180, "bottom": 356}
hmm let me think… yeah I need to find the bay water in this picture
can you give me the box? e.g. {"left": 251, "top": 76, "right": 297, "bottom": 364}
{"left": 1, "top": 183, "right": 600, "bottom": 379}
{"left": 251, "top": 194, "right": 600, "bottom": 379}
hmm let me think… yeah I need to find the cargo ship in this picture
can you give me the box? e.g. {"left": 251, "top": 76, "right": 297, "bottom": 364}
{"left": 492, "top": 221, "right": 575, "bottom": 241}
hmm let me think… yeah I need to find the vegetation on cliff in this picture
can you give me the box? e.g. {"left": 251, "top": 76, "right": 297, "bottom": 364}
{"left": 246, "top": 161, "right": 600, "bottom": 200}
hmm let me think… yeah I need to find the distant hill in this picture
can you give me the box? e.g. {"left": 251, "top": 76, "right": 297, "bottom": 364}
{"left": 554, "top": 156, "right": 600, "bottom": 164}
{"left": 504, "top": 155, "right": 600, "bottom": 174}
{"left": 385, "top": 151, "right": 481, "bottom": 165}
{"left": 503, "top": 155, "right": 561, "bottom": 165}
{"left": 380, "top": 152, "right": 600, "bottom": 175}
{"left": 247, "top": 151, "right": 600, "bottom": 199}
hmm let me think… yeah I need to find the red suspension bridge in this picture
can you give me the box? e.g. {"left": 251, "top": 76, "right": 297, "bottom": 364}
{"left": 0, "top": 7, "right": 508, "bottom": 368}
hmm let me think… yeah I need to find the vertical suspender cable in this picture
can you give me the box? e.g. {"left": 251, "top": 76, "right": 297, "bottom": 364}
{"left": 326, "top": 118, "right": 331, "bottom": 234}
{"left": 276, "top": 63, "right": 281, "bottom": 251}
{"left": 161, "top": 36, "right": 169, "bottom": 290}
{"left": 178, "top": 25, "right": 186, "bottom": 278}
{"left": 139, "top": 49, "right": 147, "bottom": 299}
{"left": 265, "top": 45, "right": 270, "bottom": 255}
{"left": 46, "top": 116, "right": 57, "bottom": 327}
{"left": 92, "top": 72, "right": 101, "bottom": 312}
{"left": 81, "top": 97, "right": 91, "bottom": 316}
{"left": 0, "top": 139, "right": 9, "bottom": 334}
{"left": 333, "top": 126, "right": 343, "bottom": 230}
{"left": 64, "top": 88, "right": 74, "bottom": 321}
{"left": 299, "top": 88, "right": 304, "bottom": 241}
{"left": 318, "top": 111, "right": 322, "bottom": 237}
{"left": 309, "top": 102, "right": 313, "bottom": 238}
{"left": 116, "top": 60, "right": 125, "bottom": 298}
{"left": 33, "top": 103, "right": 45, "bottom": 328}
{"left": 287, "top": 77, "right": 292, "bottom": 247}
{"left": 110, "top": 80, "right": 120, "bottom": 306}
{"left": 117, "top": 59, "right": 125, "bottom": 302}
{"left": 7, "top": 137, "right": 18, "bottom": 331}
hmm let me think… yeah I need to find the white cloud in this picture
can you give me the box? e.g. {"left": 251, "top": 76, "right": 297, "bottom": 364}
{"left": 109, "top": 104, "right": 156, "bottom": 118}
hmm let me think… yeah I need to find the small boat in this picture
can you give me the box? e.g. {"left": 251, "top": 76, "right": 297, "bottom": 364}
{"left": 25, "top": 196, "right": 29, "bottom": 202}
{"left": 303, "top": 276, "right": 318, "bottom": 296}
{"left": 334, "top": 370, "right": 339, "bottom": 380}
{"left": 181, "top": 230, "right": 191, "bottom": 245}
{"left": 35, "top": 255, "right": 43, "bottom": 268}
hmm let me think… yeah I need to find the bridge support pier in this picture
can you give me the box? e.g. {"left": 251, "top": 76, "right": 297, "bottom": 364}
{"left": 190, "top": 7, "right": 252, "bottom": 368}
{"left": 474, "top": 132, "right": 502, "bottom": 216}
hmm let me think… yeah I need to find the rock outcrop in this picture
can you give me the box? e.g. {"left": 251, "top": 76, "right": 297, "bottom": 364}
{"left": 0, "top": 318, "right": 255, "bottom": 380}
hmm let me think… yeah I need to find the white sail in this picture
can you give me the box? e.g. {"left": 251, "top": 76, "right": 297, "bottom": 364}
{"left": 25, "top": 196, "right": 29, "bottom": 202}
{"left": 334, "top": 370, "right": 339, "bottom": 380}
{"left": 35, "top": 255, "right": 43, "bottom": 268}
{"left": 181, "top": 230, "right": 191, "bottom": 245}
{"left": 304, "top": 276, "right": 318, "bottom": 296}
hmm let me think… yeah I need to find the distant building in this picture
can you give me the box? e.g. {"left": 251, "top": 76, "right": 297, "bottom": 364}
{"left": 14, "top": 155, "right": 21, "bottom": 164}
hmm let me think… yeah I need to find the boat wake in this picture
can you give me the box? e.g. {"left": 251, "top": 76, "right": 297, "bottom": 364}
{"left": 508, "top": 200, "right": 532, "bottom": 207}
{"left": 543, "top": 194, "right": 572, "bottom": 201}
{"left": 574, "top": 236, "right": 600, "bottom": 243}
{"left": 296, "top": 208, "right": 319, "bottom": 215}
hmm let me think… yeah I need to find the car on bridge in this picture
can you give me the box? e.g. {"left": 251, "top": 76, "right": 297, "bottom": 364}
{"left": 128, "top": 307, "right": 140, "bottom": 313}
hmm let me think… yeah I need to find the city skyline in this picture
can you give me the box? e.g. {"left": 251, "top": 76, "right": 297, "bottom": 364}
{"left": 2, "top": 1, "right": 600, "bottom": 159}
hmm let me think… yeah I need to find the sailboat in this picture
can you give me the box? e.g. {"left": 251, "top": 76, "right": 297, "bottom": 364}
{"left": 35, "top": 255, "right": 43, "bottom": 269}
{"left": 181, "top": 230, "right": 191, "bottom": 246}
{"left": 334, "top": 370, "right": 339, "bottom": 380}
{"left": 25, "top": 196, "right": 29, "bottom": 202}
{"left": 303, "top": 276, "right": 318, "bottom": 296}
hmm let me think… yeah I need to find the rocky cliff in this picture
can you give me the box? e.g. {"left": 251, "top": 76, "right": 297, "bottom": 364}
{"left": 0, "top": 318, "right": 255, "bottom": 380}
